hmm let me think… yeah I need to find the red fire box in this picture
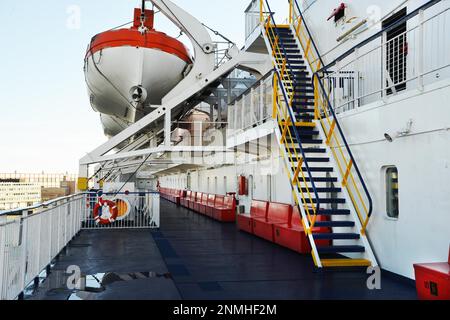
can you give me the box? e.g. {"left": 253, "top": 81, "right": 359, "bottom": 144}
{"left": 414, "top": 262, "right": 449, "bottom": 300}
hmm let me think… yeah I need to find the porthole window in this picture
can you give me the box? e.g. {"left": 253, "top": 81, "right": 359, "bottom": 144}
{"left": 385, "top": 167, "right": 399, "bottom": 218}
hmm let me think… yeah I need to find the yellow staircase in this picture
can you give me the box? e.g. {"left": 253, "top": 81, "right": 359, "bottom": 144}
{"left": 260, "top": 0, "right": 378, "bottom": 268}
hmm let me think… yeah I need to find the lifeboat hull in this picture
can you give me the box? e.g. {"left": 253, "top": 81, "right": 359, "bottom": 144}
{"left": 84, "top": 8, "right": 191, "bottom": 136}
{"left": 85, "top": 46, "right": 188, "bottom": 122}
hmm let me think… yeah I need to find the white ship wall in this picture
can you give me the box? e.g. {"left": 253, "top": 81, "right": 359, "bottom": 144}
{"left": 301, "top": 0, "right": 449, "bottom": 63}
{"left": 336, "top": 79, "right": 450, "bottom": 279}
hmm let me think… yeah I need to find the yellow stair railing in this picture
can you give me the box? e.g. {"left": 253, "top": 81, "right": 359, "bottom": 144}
{"left": 289, "top": 0, "right": 374, "bottom": 234}
{"left": 260, "top": 0, "right": 323, "bottom": 235}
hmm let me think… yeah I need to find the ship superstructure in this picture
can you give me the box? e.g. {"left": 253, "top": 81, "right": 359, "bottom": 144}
{"left": 77, "top": 0, "right": 450, "bottom": 279}
{"left": 1, "top": 0, "right": 449, "bottom": 301}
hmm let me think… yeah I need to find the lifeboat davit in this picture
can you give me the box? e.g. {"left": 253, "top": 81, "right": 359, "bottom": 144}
{"left": 84, "top": 8, "right": 192, "bottom": 137}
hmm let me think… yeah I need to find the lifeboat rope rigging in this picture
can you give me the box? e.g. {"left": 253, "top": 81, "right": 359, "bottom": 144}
{"left": 156, "top": 0, "right": 209, "bottom": 54}
{"left": 201, "top": 23, "right": 235, "bottom": 46}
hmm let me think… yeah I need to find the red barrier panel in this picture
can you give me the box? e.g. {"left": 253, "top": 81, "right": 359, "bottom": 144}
{"left": 189, "top": 192, "right": 197, "bottom": 210}
{"left": 237, "top": 200, "right": 269, "bottom": 234}
{"left": 273, "top": 207, "right": 330, "bottom": 254}
{"left": 194, "top": 192, "right": 203, "bottom": 213}
{"left": 213, "top": 196, "right": 236, "bottom": 222}
{"left": 253, "top": 202, "right": 292, "bottom": 242}
{"left": 205, "top": 194, "right": 216, "bottom": 217}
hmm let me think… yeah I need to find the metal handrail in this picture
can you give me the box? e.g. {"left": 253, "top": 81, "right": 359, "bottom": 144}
{"left": 290, "top": 0, "right": 374, "bottom": 230}
{"left": 0, "top": 193, "right": 84, "bottom": 216}
{"left": 0, "top": 191, "right": 160, "bottom": 217}
{"left": 261, "top": 0, "right": 322, "bottom": 226}
{"left": 228, "top": 69, "right": 273, "bottom": 106}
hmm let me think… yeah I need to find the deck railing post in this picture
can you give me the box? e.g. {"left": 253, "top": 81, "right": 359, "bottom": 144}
{"left": 19, "top": 210, "right": 29, "bottom": 298}
{"left": 152, "top": 193, "right": 160, "bottom": 228}
{"left": 0, "top": 216, "right": 7, "bottom": 299}
{"left": 48, "top": 205, "right": 53, "bottom": 262}
{"left": 35, "top": 212, "right": 42, "bottom": 284}
{"left": 381, "top": 31, "right": 388, "bottom": 102}
{"left": 417, "top": 9, "right": 424, "bottom": 91}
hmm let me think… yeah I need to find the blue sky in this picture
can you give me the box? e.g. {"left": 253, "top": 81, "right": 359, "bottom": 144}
{"left": 0, "top": 0, "right": 287, "bottom": 174}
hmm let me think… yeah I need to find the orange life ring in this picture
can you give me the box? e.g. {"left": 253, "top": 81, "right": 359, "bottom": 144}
{"left": 93, "top": 199, "right": 119, "bottom": 225}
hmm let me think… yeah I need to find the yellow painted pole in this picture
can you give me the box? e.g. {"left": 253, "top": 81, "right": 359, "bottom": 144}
{"left": 289, "top": 0, "right": 293, "bottom": 24}
{"left": 260, "top": 0, "right": 263, "bottom": 23}
{"left": 272, "top": 73, "right": 278, "bottom": 119}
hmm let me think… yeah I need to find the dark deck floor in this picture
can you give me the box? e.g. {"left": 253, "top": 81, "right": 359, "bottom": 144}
{"left": 29, "top": 199, "right": 417, "bottom": 300}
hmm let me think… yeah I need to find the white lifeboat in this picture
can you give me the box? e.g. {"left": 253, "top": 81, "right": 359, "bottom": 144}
{"left": 84, "top": 8, "right": 192, "bottom": 137}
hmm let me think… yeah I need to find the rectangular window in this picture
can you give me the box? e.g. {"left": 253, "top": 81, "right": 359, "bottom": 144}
{"left": 386, "top": 167, "right": 399, "bottom": 218}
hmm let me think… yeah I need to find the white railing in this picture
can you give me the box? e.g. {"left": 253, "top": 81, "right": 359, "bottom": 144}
{"left": 228, "top": 72, "right": 274, "bottom": 135}
{"left": 245, "top": 0, "right": 262, "bottom": 40}
{"left": 0, "top": 194, "right": 84, "bottom": 300}
{"left": 0, "top": 191, "right": 160, "bottom": 299}
{"left": 321, "top": 6, "right": 450, "bottom": 114}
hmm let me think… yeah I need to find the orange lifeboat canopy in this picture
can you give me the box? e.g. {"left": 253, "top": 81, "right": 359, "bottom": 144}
{"left": 85, "top": 9, "right": 192, "bottom": 64}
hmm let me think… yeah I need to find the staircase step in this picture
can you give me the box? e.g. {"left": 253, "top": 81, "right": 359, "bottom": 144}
{"left": 278, "top": 35, "right": 295, "bottom": 40}
{"left": 302, "top": 177, "right": 338, "bottom": 183}
{"left": 301, "top": 187, "right": 342, "bottom": 193}
{"left": 293, "top": 104, "right": 315, "bottom": 113}
{"left": 274, "top": 54, "right": 303, "bottom": 61}
{"left": 321, "top": 259, "right": 372, "bottom": 267}
{"left": 288, "top": 65, "right": 307, "bottom": 71}
{"left": 292, "top": 77, "right": 312, "bottom": 82}
{"left": 302, "top": 148, "right": 326, "bottom": 153}
{"left": 293, "top": 100, "right": 315, "bottom": 106}
{"left": 279, "top": 121, "right": 316, "bottom": 128}
{"left": 293, "top": 101, "right": 315, "bottom": 106}
{"left": 317, "top": 209, "right": 351, "bottom": 215}
{"left": 315, "top": 221, "right": 355, "bottom": 227}
{"left": 317, "top": 245, "right": 365, "bottom": 253}
{"left": 282, "top": 75, "right": 312, "bottom": 81}
{"left": 303, "top": 157, "right": 330, "bottom": 163}
{"left": 289, "top": 72, "right": 310, "bottom": 79}
{"left": 295, "top": 113, "right": 316, "bottom": 120}
{"left": 274, "top": 27, "right": 292, "bottom": 32}
{"left": 281, "top": 44, "right": 298, "bottom": 49}
{"left": 299, "top": 167, "right": 333, "bottom": 173}
{"left": 290, "top": 88, "right": 314, "bottom": 94}
{"left": 313, "top": 233, "right": 360, "bottom": 240}
{"left": 287, "top": 147, "right": 322, "bottom": 154}
{"left": 294, "top": 129, "right": 319, "bottom": 136}
{"left": 300, "top": 198, "right": 345, "bottom": 204}
{"left": 297, "top": 138, "right": 322, "bottom": 144}
{"left": 278, "top": 39, "right": 296, "bottom": 44}
{"left": 283, "top": 49, "right": 301, "bottom": 54}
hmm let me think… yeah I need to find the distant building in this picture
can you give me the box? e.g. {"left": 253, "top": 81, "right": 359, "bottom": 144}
{"left": 0, "top": 173, "right": 77, "bottom": 210}
{"left": 41, "top": 187, "right": 69, "bottom": 202}
{"left": 0, "top": 183, "right": 41, "bottom": 211}
{"left": 0, "top": 172, "right": 77, "bottom": 189}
